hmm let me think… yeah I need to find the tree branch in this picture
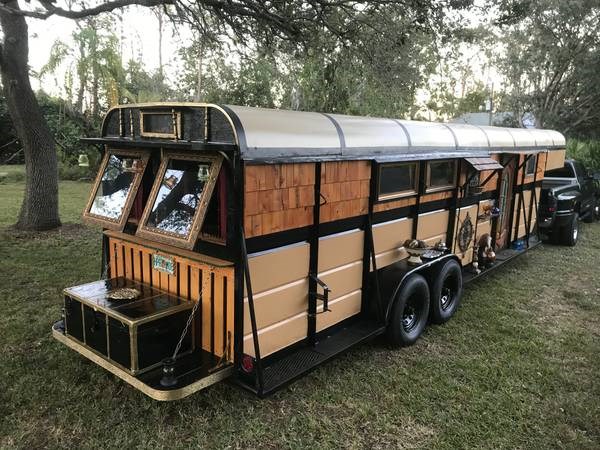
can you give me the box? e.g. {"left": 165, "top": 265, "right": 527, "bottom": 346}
{"left": 0, "top": 0, "right": 172, "bottom": 19}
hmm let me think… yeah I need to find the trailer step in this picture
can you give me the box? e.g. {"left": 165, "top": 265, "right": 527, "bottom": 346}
{"left": 244, "top": 319, "right": 385, "bottom": 397}
{"left": 463, "top": 236, "right": 541, "bottom": 284}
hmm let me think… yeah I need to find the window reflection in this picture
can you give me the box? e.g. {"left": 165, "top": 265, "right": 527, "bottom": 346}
{"left": 146, "top": 159, "right": 211, "bottom": 236}
{"left": 90, "top": 155, "right": 141, "bottom": 220}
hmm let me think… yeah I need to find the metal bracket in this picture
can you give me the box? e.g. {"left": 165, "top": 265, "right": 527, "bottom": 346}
{"left": 309, "top": 273, "right": 331, "bottom": 314}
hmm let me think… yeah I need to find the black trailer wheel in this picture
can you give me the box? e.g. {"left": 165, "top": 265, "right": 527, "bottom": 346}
{"left": 560, "top": 212, "right": 579, "bottom": 246}
{"left": 386, "top": 274, "right": 430, "bottom": 347}
{"left": 429, "top": 259, "right": 463, "bottom": 324}
{"left": 583, "top": 204, "right": 595, "bottom": 223}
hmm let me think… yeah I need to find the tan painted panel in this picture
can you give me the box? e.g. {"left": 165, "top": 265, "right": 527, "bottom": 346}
{"left": 243, "top": 289, "right": 363, "bottom": 357}
{"left": 247, "top": 242, "right": 309, "bottom": 294}
{"left": 243, "top": 278, "right": 308, "bottom": 333}
{"left": 244, "top": 311, "right": 307, "bottom": 357}
{"left": 373, "top": 218, "right": 413, "bottom": 254}
{"left": 319, "top": 261, "right": 363, "bottom": 300}
{"left": 476, "top": 220, "right": 492, "bottom": 240}
{"left": 374, "top": 248, "right": 409, "bottom": 270}
{"left": 318, "top": 230, "right": 364, "bottom": 272}
{"left": 546, "top": 149, "right": 566, "bottom": 171}
{"left": 316, "top": 290, "right": 362, "bottom": 331}
{"left": 416, "top": 210, "right": 449, "bottom": 242}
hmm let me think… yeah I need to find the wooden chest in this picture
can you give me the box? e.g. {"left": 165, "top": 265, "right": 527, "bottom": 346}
{"left": 63, "top": 277, "right": 194, "bottom": 375}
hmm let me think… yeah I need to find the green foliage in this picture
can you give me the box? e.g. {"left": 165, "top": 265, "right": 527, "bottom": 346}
{"left": 497, "top": 0, "right": 600, "bottom": 137}
{"left": 566, "top": 140, "right": 600, "bottom": 171}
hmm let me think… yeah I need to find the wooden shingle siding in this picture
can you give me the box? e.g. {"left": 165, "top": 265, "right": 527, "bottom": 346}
{"left": 108, "top": 235, "right": 234, "bottom": 361}
{"left": 320, "top": 161, "right": 371, "bottom": 223}
{"left": 244, "top": 163, "right": 315, "bottom": 237}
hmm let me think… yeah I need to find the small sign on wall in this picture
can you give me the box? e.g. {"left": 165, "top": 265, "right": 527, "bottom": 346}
{"left": 152, "top": 253, "right": 176, "bottom": 276}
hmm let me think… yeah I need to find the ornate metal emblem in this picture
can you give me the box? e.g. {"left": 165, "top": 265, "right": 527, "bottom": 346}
{"left": 458, "top": 213, "right": 474, "bottom": 253}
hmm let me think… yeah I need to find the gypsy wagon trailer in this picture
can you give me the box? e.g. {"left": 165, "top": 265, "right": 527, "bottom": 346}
{"left": 52, "top": 103, "right": 566, "bottom": 400}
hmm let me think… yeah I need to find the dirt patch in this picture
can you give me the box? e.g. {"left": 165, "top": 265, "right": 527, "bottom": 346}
{"left": 0, "top": 223, "right": 94, "bottom": 240}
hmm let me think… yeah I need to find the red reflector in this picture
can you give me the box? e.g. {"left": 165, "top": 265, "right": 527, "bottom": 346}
{"left": 548, "top": 207, "right": 556, "bottom": 212}
{"left": 241, "top": 354, "right": 254, "bottom": 373}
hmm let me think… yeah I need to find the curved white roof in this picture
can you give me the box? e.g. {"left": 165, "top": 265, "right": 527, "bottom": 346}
{"left": 225, "top": 105, "right": 566, "bottom": 161}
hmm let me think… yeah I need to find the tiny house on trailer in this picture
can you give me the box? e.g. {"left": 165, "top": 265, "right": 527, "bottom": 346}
{"left": 52, "top": 103, "right": 567, "bottom": 400}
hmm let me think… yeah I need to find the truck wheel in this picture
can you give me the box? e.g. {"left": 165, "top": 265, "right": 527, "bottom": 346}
{"left": 583, "top": 206, "right": 595, "bottom": 223}
{"left": 429, "top": 259, "right": 463, "bottom": 324}
{"left": 560, "top": 213, "right": 579, "bottom": 246}
{"left": 386, "top": 274, "right": 430, "bottom": 347}
{"left": 594, "top": 201, "right": 600, "bottom": 222}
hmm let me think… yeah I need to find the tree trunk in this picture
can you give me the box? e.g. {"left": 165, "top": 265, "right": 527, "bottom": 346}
{"left": 0, "top": 1, "right": 61, "bottom": 230}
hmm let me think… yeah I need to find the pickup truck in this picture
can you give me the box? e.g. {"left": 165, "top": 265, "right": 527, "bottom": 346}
{"left": 538, "top": 159, "right": 600, "bottom": 246}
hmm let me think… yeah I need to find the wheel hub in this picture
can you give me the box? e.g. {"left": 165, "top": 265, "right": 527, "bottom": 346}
{"left": 402, "top": 307, "right": 416, "bottom": 330}
{"left": 440, "top": 287, "right": 452, "bottom": 310}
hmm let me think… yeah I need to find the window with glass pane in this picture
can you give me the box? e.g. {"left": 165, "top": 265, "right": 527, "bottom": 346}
{"left": 525, "top": 155, "right": 537, "bottom": 176}
{"left": 137, "top": 153, "right": 222, "bottom": 249}
{"left": 378, "top": 163, "right": 418, "bottom": 199}
{"left": 427, "top": 160, "right": 456, "bottom": 190}
{"left": 146, "top": 160, "right": 212, "bottom": 236}
{"left": 83, "top": 150, "right": 148, "bottom": 230}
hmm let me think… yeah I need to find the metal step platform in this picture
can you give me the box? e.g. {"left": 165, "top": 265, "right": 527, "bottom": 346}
{"left": 463, "top": 236, "right": 541, "bottom": 284}
{"left": 242, "top": 319, "right": 385, "bottom": 397}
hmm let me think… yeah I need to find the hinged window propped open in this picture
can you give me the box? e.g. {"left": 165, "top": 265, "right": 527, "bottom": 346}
{"left": 464, "top": 157, "right": 504, "bottom": 171}
{"left": 136, "top": 151, "right": 223, "bottom": 250}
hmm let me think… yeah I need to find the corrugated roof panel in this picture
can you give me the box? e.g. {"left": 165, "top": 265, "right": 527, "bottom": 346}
{"left": 225, "top": 105, "right": 341, "bottom": 151}
{"left": 547, "top": 130, "right": 566, "bottom": 146}
{"left": 445, "top": 123, "right": 490, "bottom": 148}
{"left": 528, "top": 128, "right": 554, "bottom": 146}
{"left": 507, "top": 128, "right": 537, "bottom": 147}
{"left": 478, "top": 126, "right": 515, "bottom": 148}
{"left": 397, "top": 120, "right": 456, "bottom": 148}
{"left": 329, "top": 114, "right": 409, "bottom": 149}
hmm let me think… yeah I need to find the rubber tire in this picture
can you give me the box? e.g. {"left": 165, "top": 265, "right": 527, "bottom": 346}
{"left": 386, "top": 274, "right": 430, "bottom": 347}
{"left": 583, "top": 205, "right": 595, "bottom": 223}
{"left": 429, "top": 259, "right": 463, "bottom": 324}
{"left": 560, "top": 212, "right": 579, "bottom": 246}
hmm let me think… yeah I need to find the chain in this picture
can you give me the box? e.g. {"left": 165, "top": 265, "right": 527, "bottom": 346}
{"left": 172, "top": 293, "right": 202, "bottom": 359}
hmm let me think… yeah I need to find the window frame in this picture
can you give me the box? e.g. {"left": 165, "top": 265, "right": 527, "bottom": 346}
{"left": 377, "top": 162, "right": 419, "bottom": 201}
{"left": 139, "top": 109, "right": 182, "bottom": 139}
{"left": 82, "top": 148, "right": 150, "bottom": 231}
{"left": 136, "top": 151, "right": 223, "bottom": 250}
{"left": 525, "top": 154, "right": 537, "bottom": 177}
{"left": 425, "top": 159, "right": 457, "bottom": 193}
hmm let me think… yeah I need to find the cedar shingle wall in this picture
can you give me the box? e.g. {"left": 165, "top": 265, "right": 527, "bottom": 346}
{"left": 244, "top": 163, "right": 315, "bottom": 237}
{"left": 244, "top": 161, "right": 372, "bottom": 237}
{"left": 320, "top": 161, "right": 371, "bottom": 223}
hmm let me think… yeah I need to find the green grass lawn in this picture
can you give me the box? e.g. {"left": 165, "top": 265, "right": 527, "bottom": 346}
{"left": 1, "top": 180, "right": 599, "bottom": 449}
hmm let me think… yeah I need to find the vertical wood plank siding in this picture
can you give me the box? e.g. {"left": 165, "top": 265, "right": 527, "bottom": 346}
{"left": 108, "top": 236, "right": 234, "bottom": 361}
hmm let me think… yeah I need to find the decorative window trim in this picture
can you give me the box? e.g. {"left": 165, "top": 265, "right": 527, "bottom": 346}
{"left": 139, "top": 109, "right": 181, "bottom": 139}
{"left": 136, "top": 151, "right": 223, "bottom": 250}
{"left": 425, "top": 159, "right": 457, "bottom": 193}
{"left": 82, "top": 148, "right": 150, "bottom": 231}
{"left": 377, "top": 162, "right": 419, "bottom": 201}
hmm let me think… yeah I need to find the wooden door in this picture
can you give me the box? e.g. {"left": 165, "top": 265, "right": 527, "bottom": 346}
{"left": 495, "top": 157, "right": 515, "bottom": 250}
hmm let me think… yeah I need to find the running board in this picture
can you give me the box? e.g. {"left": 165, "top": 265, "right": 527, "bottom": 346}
{"left": 239, "top": 319, "right": 385, "bottom": 397}
{"left": 463, "top": 236, "right": 541, "bottom": 284}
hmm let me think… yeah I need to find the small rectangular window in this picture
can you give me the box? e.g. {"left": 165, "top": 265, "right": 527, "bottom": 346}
{"left": 136, "top": 152, "right": 223, "bottom": 249}
{"left": 426, "top": 160, "right": 456, "bottom": 192}
{"left": 378, "top": 163, "right": 418, "bottom": 200}
{"left": 83, "top": 149, "right": 150, "bottom": 230}
{"left": 140, "top": 110, "right": 181, "bottom": 139}
{"left": 525, "top": 154, "right": 537, "bottom": 176}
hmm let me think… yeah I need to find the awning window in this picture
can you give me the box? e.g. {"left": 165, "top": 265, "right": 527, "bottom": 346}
{"left": 464, "top": 157, "right": 503, "bottom": 171}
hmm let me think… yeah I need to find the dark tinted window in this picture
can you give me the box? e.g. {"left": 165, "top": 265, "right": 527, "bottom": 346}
{"left": 525, "top": 155, "right": 537, "bottom": 175}
{"left": 546, "top": 163, "right": 575, "bottom": 178}
{"left": 427, "top": 160, "right": 456, "bottom": 190}
{"left": 378, "top": 163, "right": 418, "bottom": 198}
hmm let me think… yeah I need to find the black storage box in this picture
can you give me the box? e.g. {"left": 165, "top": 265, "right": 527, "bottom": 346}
{"left": 63, "top": 277, "right": 194, "bottom": 375}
